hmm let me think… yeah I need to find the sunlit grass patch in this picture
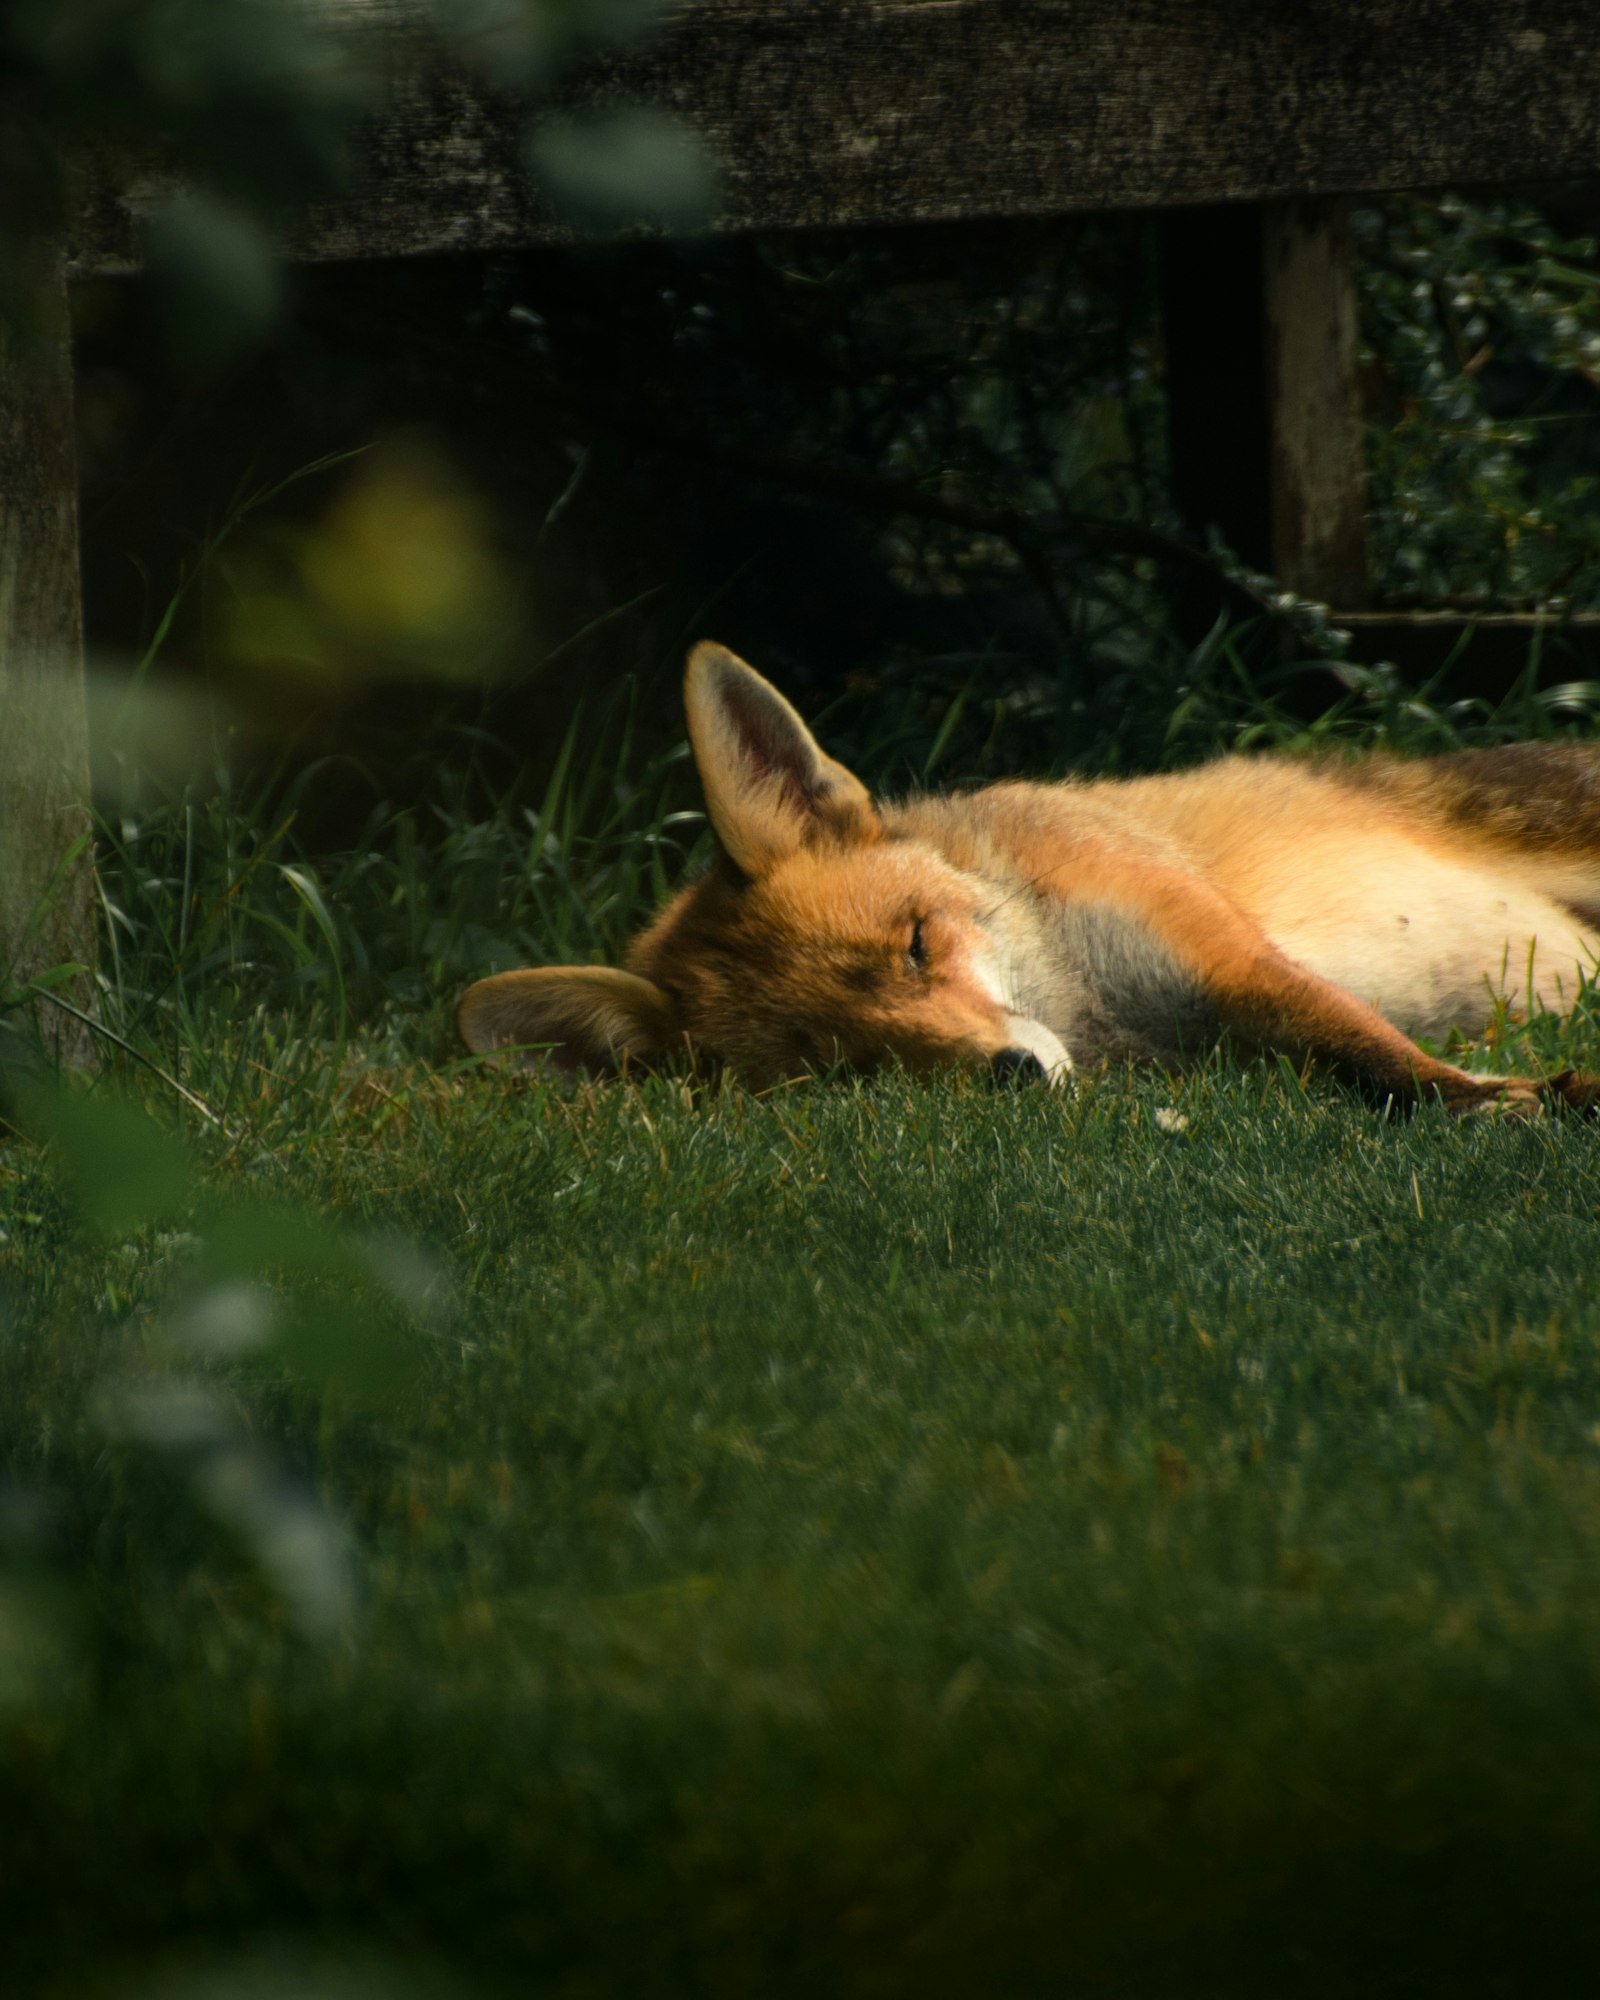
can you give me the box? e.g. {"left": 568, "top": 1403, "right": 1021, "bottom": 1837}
{"left": 5, "top": 700, "right": 1600, "bottom": 1995}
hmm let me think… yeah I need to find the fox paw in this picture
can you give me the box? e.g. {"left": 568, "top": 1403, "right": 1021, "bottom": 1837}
{"left": 1447, "top": 1086, "right": 1546, "bottom": 1123}
{"left": 1444, "top": 1071, "right": 1600, "bottom": 1120}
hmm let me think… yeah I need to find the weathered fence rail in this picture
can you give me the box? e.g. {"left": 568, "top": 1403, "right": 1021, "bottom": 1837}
{"left": 67, "top": 2, "right": 1600, "bottom": 268}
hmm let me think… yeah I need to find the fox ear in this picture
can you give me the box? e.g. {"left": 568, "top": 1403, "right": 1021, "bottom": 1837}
{"left": 456, "top": 967, "right": 676, "bottom": 1074}
{"left": 685, "top": 642, "right": 876, "bottom": 875}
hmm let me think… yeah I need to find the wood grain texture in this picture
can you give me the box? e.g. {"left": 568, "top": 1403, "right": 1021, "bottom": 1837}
{"left": 68, "top": 0, "right": 1600, "bottom": 272}
{"left": 0, "top": 248, "right": 96, "bottom": 1063}
{"left": 1264, "top": 198, "right": 1369, "bottom": 606}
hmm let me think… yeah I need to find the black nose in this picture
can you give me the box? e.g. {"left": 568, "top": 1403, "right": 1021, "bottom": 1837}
{"left": 990, "top": 1046, "right": 1047, "bottom": 1087}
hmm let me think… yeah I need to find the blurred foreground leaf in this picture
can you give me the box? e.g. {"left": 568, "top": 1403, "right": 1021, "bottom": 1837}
{"left": 531, "top": 107, "right": 717, "bottom": 234}
{"left": 0, "top": 1477, "right": 79, "bottom": 1715}
{"left": 16, "top": 1082, "right": 424, "bottom": 1635}
{"left": 130, "top": 1939, "right": 474, "bottom": 2000}
{"left": 29, "top": 1090, "right": 192, "bottom": 1237}
{"left": 0, "top": 1567, "right": 77, "bottom": 1715}
{"left": 199, "top": 1203, "right": 433, "bottom": 1399}
{"left": 142, "top": 193, "right": 283, "bottom": 366}
{"left": 94, "top": 1369, "right": 359, "bottom": 1642}
{"left": 218, "top": 445, "right": 513, "bottom": 692}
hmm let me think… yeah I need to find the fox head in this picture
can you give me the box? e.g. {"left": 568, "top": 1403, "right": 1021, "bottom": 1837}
{"left": 456, "top": 643, "right": 1069, "bottom": 1085}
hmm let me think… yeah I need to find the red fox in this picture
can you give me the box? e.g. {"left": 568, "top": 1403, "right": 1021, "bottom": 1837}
{"left": 458, "top": 642, "right": 1600, "bottom": 1113}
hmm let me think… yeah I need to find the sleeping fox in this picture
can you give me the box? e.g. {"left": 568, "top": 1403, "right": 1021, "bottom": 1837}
{"left": 457, "top": 642, "right": 1600, "bottom": 1113}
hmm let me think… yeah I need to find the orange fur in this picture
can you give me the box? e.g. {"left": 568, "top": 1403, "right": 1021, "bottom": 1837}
{"left": 457, "top": 644, "right": 1600, "bottom": 1114}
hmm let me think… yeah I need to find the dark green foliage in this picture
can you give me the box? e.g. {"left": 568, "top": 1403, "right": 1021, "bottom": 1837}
{"left": 1359, "top": 197, "right": 1600, "bottom": 607}
{"left": 484, "top": 219, "right": 1187, "bottom": 775}
{"left": 475, "top": 195, "right": 1600, "bottom": 782}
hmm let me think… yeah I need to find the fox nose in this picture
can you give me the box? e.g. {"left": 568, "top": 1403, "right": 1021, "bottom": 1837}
{"left": 991, "top": 1046, "right": 1047, "bottom": 1087}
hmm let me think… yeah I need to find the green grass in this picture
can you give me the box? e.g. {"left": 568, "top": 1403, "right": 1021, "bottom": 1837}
{"left": 5, "top": 700, "right": 1600, "bottom": 1996}
{"left": 6, "top": 1047, "right": 1600, "bottom": 1996}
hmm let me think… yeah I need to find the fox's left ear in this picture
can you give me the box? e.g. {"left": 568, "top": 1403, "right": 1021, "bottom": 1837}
{"left": 685, "top": 642, "right": 877, "bottom": 875}
{"left": 456, "top": 967, "right": 676, "bottom": 1074}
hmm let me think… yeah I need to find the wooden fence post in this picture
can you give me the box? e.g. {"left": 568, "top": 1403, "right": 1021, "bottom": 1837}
{"left": 1162, "top": 195, "right": 1370, "bottom": 668}
{"left": 0, "top": 244, "right": 96, "bottom": 1066}
{"left": 1262, "top": 196, "right": 1369, "bottom": 609}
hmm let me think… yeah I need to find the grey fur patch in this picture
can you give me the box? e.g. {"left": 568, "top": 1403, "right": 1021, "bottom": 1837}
{"left": 1038, "top": 901, "right": 1221, "bottom": 1067}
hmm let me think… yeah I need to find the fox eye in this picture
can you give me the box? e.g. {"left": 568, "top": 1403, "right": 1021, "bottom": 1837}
{"left": 907, "top": 921, "right": 929, "bottom": 971}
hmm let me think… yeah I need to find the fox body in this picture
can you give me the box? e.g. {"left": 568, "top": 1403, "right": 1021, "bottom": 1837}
{"left": 458, "top": 643, "right": 1600, "bottom": 1114}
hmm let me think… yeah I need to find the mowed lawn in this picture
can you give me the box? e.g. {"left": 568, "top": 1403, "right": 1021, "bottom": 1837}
{"left": 5, "top": 1049, "right": 1600, "bottom": 1995}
